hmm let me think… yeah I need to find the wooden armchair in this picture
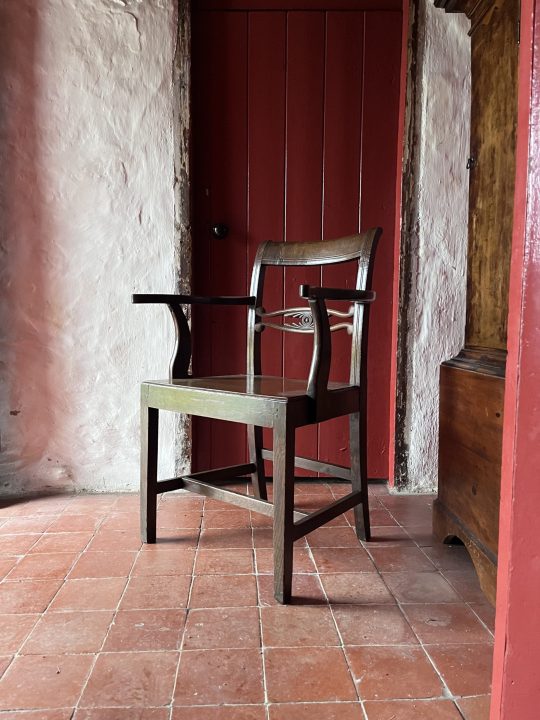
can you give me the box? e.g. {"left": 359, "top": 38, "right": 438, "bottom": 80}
{"left": 133, "top": 228, "right": 381, "bottom": 604}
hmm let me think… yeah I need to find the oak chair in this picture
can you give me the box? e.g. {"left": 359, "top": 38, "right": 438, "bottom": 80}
{"left": 133, "top": 228, "right": 381, "bottom": 603}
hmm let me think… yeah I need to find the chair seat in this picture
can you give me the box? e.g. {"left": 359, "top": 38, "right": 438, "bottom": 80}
{"left": 145, "top": 374, "right": 354, "bottom": 401}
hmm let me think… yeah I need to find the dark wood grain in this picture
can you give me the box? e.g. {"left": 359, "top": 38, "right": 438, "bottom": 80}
{"left": 135, "top": 230, "right": 380, "bottom": 603}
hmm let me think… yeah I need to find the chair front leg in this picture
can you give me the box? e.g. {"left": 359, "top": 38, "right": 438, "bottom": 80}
{"left": 272, "top": 410, "right": 295, "bottom": 604}
{"left": 350, "top": 411, "right": 370, "bottom": 541}
{"left": 248, "top": 425, "right": 267, "bottom": 500}
{"left": 141, "top": 400, "right": 159, "bottom": 543}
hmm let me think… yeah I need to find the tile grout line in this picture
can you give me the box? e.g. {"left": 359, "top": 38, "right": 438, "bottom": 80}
{"left": 70, "top": 507, "right": 143, "bottom": 716}
{"left": 305, "top": 527, "right": 368, "bottom": 719}
{"left": 168, "top": 492, "right": 204, "bottom": 720}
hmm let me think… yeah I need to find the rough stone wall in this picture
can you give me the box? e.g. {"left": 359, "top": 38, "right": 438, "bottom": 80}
{"left": 400, "top": 0, "right": 471, "bottom": 492}
{"left": 0, "top": 0, "right": 182, "bottom": 493}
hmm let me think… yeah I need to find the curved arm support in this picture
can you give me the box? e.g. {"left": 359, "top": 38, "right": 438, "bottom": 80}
{"left": 167, "top": 304, "right": 191, "bottom": 381}
{"left": 305, "top": 295, "right": 331, "bottom": 402}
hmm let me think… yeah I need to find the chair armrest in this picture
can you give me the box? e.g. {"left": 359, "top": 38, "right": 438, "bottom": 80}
{"left": 132, "top": 294, "right": 255, "bottom": 306}
{"left": 299, "top": 286, "right": 376, "bottom": 303}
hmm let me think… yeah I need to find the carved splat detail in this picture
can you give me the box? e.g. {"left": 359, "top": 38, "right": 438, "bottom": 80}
{"left": 255, "top": 305, "right": 354, "bottom": 334}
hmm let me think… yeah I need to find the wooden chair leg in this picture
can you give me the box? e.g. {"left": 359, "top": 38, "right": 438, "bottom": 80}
{"left": 272, "top": 411, "right": 295, "bottom": 604}
{"left": 140, "top": 401, "right": 159, "bottom": 543}
{"left": 350, "top": 411, "right": 371, "bottom": 541}
{"left": 248, "top": 425, "right": 267, "bottom": 500}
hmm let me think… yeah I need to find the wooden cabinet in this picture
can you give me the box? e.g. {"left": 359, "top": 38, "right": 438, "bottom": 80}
{"left": 433, "top": 0, "right": 519, "bottom": 604}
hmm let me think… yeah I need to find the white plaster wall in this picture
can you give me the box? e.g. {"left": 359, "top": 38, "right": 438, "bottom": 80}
{"left": 0, "top": 0, "right": 178, "bottom": 493}
{"left": 402, "top": 1, "right": 471, "bottom": 492}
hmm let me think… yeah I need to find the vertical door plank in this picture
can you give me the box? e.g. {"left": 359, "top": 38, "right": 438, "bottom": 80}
{"left": 192, "top": 11, "right": 249, "bottom": 470}
{"left": 319, "top": 11, "right": 365, "bottom": 471}
{"left": 247, "top": 12, "right": 287, "bottom": 471}
{"left": 361, "top": 11, "right": 402, "bottom": 478}
{"left": 284, "top": 11, "right": 325, "bottom": 473}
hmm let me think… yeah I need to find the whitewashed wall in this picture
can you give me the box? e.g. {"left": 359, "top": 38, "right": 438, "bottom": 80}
{"left": 0, "top": 0, "right": 179, "bottom": 493}
{"left": 401, "top": 0, "right": 471, "bottom": 492}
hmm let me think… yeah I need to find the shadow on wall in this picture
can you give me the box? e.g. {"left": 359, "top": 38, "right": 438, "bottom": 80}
{"left": 0, "top": 3, "right": 59, "bottom": 492}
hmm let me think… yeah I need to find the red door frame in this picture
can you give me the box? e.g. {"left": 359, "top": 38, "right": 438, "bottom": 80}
{"left": 490, "top": 0, "right": 540, "bottom": 715}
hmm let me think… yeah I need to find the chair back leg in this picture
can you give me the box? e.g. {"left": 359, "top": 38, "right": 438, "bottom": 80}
{"left": 248, "top": 425, "right": 267, "bottom": 500}
{"left": 272, "top": 412, "right": 296, "bottom": 604}
{"left": 141, "top": 402, "right": 159, "bottom": 543}
{"left": 350, "top": 411, "right": 371, "bottom": 541}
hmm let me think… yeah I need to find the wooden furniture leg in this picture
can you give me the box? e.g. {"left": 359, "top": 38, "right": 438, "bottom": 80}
{"left": 140, "top": 400, "right": 159, "bottom": 543}
{"left": 350, "top": 411, "right": 370, "bottom": 541}
{"left": 248, "top": 425, "right": 267, "bottom": 500}
{"left": 273, "top": 412, "right": 295, "bottom": 604}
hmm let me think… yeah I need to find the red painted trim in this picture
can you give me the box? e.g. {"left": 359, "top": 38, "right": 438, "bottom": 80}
{"left": 387, "top": 0, "right": 409, "bottom": 487}
{"left": 492, "top": 0, "right": 540, "bottom": 716}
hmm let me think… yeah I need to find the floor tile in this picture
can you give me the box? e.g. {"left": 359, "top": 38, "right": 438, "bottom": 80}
{"left": 8, "top": 553, "right": 78, "bottom": 580}
{"left": 195, "top": 548, "right": 254, "bottom": 575}
{"left": 363, "top": 699, "right": 463, "bottom": 719}
{"left": 0, "top": 579, "right": 63, "bottom": 613}
{"left": 0, "top": 534, "right": 40, "bottom": 554}
{"left": 0, "top": 654, "right": 94, "bottom": 710}
{"left": 402, "top": 603, "right": 493, "bottom": 644}
{"left": 365, "top": 508, "right": 398, "bottom": 526}
{"left": 268, "top": 704, "right": 363, "bottom": 720}
{"left": 49, "top": 577, "right": 127, "bottom": 611}
{"left": 142, "top": 531, "right": 200, "bottom": 549}
{"left": 265, "top": 647, "right": 356, "bottom": 702}
{"left": 21, "top": 610, "right": 113, "bottom": 654}
{"left": 69, "top": 551, "right": 136, "bottom": 578}
{"left": 423, "top": 544, "right": 475, "bottom": 572}
{"left": 29, "top": 532, "right": 93, "bottom": 554}
{"left": 76, "top": 710, "right": 168, "bottom": 720}
{"left": 0, "top": 655, "right": 12, "bottom": 679}
{"left": 172, "top": 705, "right": 266, "bottom": 719}
{"left": 156, "top": 509, "right": 203, "bottom": 529}
{"left": 256, "top": 547, "right": 316, "bottom": 574}
{"left": 368, "top": 546, "right": 436, "bottom": 573}
{"left": 104, "top": 608, "right": 186, "bottom": 651}
{"left": 261, "top": 605, "right": 340, "bottom": 647}
{"left": 202, "top": 510, "right": 252, "bottom": 529}
{"left": 0, "top": 516, "right": 56, "bottom": 534}
{"left": 131, "top": 549, "right": 195, "bottom": 576}
{"left": 426, "top": 643, "right": 493, "bottom": 696}
{"left": 198, "top": 528, "right": 253, "bottom": 549}
{"left": 257, "top": 574, "right": 326, "bottom": 606}
{"left": 86, "top": 528, "right": 142, "bottom": 552}
{"left": 311, "top": 547, "right": 375, "bottom": 573}
{"left": 403, "top": 524, "right": 435, "bottom": 546}
{"left": 457, "top": 695, "right": 491, "bottom": 719}
{"left": 0, "top": 614, "right": 39, "bottom": 653}
{"left": 332, "top": 604, "right": 418, "bottom": 645}
{"left": 307, "top": 526, "right": 361, "bottom": 547}
{"left": 469, "top": 603, "right": 496, "bottom": 633}
{"left": 47, "top": 515, "right": 102, "bottom": 533}
{"left": 443, "top": 570, "right": 489, "bottom": 603}
{"left": 0, "top": 710, "right": 73, "bottom": 719}
{"left": 119, "top": 574, "right": 191, "bottom": 610}
{"left": 363, "top": 527, "right": 415, "bottom": 547}
{"left": 0, "top": 557, "right": 19, "bottom": 580}
{"left": 183, "top": 607, "right": 261, "bottom": 650}
{"left": 190, "top": 574, "right": 258, "bottom": 608}
{"left": 174, "top": 648, "right": 264, "bottom": 705}
{"left": 65, "top": 495, "right": 118, "bottom": 513}
{"left": 319, "top": 573, "right": 395, "bottom": 604}
{"left": 80, "top": 651, "right": 178, "bottom": 707}
{"left": 382, "top": 572, "right": 461, "bottom": 603}
{"left": 346, "top": 646, "right": 443, "bottom": 701}
{"left": 99, "top": 512, "right": 140, "bottom": 531}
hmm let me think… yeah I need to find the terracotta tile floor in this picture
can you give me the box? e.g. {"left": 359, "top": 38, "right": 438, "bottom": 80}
{"left": 0, "top": 484, "right": 494, "bottom": 719}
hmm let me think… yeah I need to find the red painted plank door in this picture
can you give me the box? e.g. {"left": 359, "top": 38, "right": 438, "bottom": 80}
{"left": 192, "top": 9, "right": 402, "bottom": 478}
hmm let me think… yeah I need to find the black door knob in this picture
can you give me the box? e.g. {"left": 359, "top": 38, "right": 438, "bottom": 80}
{"left": 211, "top": 223, "right": 229, "bottom": 239}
